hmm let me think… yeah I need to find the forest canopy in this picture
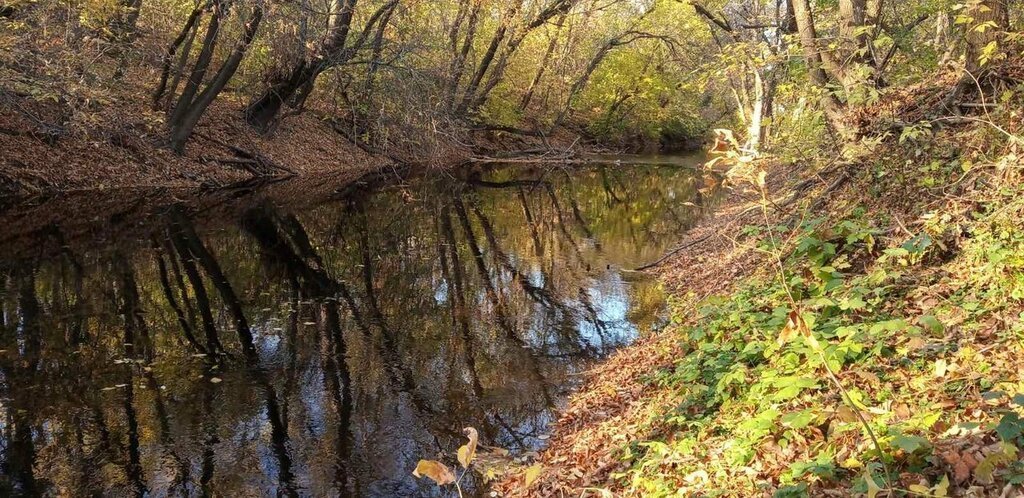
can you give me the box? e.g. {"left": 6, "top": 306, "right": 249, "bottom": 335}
{"left": 0, "top": 0, "right": 1019, "bottom": 164}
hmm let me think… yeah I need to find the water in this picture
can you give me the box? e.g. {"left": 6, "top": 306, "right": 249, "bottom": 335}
{"left": 0, "top": 158, "right": 712, "bottom": 496}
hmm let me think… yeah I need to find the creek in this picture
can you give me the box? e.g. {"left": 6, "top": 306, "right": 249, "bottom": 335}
{"left": 0, "top": 157, "right": 713, "bottom": 496}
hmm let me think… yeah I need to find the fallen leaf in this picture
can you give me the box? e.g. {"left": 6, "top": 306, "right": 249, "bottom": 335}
{"left": 524, "top": 463, "right": 543, "bottom": 487}
{"left": 907, "top": 337, "right": 927, "bottom": 350}
{"left": 865, "top": 470, "right": 881, "bottom": 498}
{"left": 941, "top": 449, "right": 978, "bottom": 483}
{"left": 412, "top": 460, "right": 455, "bottom": 486}
{"left": 457, "top": 427, "right": 478, "bottom": 469}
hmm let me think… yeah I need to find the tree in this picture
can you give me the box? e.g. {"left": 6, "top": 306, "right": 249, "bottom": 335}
{"left": 964, "top": 0, "right": 1010, "bottom": 73}
{"left": 165, "top": 0, "right": 265, "bottom": 153}
{"left": 243, "top": 0, "right": 400, "bottom": 132}
{"left": 790, "top": 0, "right": 858, "bottom": 139}
{"left": 453, "top": 0, "right": 577, "bottom": 116}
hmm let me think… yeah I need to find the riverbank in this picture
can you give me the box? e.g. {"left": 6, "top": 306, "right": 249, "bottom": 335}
{"left": 0, "top": 90, "right": 611, "bottom": 198}
{"left": 0, "top": 96, "right": 393, "bottom": 196}
{"left": 496, "top": 71, "right": 1024, "bottom": 496}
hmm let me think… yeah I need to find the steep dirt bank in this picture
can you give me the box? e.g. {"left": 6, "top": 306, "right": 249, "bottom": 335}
{"left": 0, "top": 82, "right": 620, "bottom": 199}
{"left": 0, "top": 97, "right": 396, "bottom": 197}
{"left": 494, "top": 158, "right": 816, "bottom": 496}
{"left": 496, "top": 76, "right": 1024, "bottom": 495}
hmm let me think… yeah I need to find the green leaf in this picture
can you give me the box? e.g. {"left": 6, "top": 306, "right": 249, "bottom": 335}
{"left": 918, "top": 315, "right": 944, "bottom": 334}
{"left": 995, "top": 412, "right": 1023, "bottom": 443}
{"left": 781, "top": 409, "right": 816, "bottom": 429}
{"left": 892, "top": 434, "right": 930, "bottom": 454}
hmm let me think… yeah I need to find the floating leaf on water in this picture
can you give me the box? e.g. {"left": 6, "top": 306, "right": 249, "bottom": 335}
{"left": 412, "top": 460, "right": 455, "bottom": 486}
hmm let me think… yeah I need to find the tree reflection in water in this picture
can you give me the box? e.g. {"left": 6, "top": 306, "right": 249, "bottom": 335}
{"left": 0, "top": 162, "right": 712, "bottom": 496}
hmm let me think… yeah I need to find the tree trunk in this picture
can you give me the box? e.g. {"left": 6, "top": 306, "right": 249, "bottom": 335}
{"left": 965, "top": 0, "right": 1009, "bottom": 73}
{"left": 463, "top": 0, "right": 576, "bottom": 114}
{"left": 446, "top": 0, "right": 483, "bottom": 109}
{"left": 167, "top": 2, "right": 264, "bottom": 153}
{"left": 790, "top": 0, "right": 854, "bottom": 140}
{"left": 520, "top": 14, "right": 564, "bottom": 111}
{"left": 245, "top": 0, "right": 357, "bottom": 130}
{"left": 456, "top": 5, "right": 518, "bottom": 114}
{"left": 839, "top": 0, "right": 873, "bottom": 66}
{"left": 153, "top": 5, "right": 205, "bottom": 108}
{"left": 245, "top": 0, "right": 399, "bottom": 131}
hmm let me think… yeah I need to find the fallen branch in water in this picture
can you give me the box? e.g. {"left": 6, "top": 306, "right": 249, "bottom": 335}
{"left": 469, "top": 137, "right": 582, "bottom": 163}
{"left": 634, "top": 230, "right": 718, "bottom": 271}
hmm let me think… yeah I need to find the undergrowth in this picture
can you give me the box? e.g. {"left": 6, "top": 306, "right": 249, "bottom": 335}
{"left": 617, "top": 146, "right": 1024, "bottom": 496}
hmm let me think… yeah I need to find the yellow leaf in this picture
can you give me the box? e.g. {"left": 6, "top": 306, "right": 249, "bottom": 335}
{"left": 934, "top": 358, "right": 948, "bottom": 378}
{"left": 935, "top": 475, "right": 950, "bottom": 497}
{"left": 780, "top": 310, "right": 818, "bottom": 350}
{"left": 841, "top": 457, "right": 863, "bottom": 469}
{"left": 909, "top": 484, "right": 930, "bottom": 494}
{"left": 412, "top": 460, "right": 455, "bottom": 486}
{"left": 457, "top": 427, "right": 479, "bottom": 468}
{"left": 778, "top": 310, "right": 801, "bottom": 345}
{"left": 864, "top": 470, "right": 881, "bottom": 498}
{"left": 524, "top": 463, "right": 543, "bottom": 487}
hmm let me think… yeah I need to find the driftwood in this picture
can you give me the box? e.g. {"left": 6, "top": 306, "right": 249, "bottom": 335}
{"left": 468, "top": 125, "right": 547, "bottom": 137}
{"left": 634, "top": 231, "right": 717, "bottom": 271}
{"left": 195, "top": 132, "right": 296, "bottom": 177}
{"left": 0, "top": 125, "right": 62, "bottom": 145}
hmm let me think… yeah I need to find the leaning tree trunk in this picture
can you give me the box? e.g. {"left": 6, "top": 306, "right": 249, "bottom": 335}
{"left": 244, "top": 0, "right": 357, "bottom": 131}
{"left": 167, "top": 2, "right": 264, "bottom": 153}
{"left": 446, "top": 0, "right": 483, "bottom": 109}
{"left": 520, "top": 13, "right": 565, "bottom": 111}
{"left": 461, "top": 0, "right": 576, "bottom": 114}
{"left": 245, "top": 0, "right": 398, "bottom": 132}
{"left": 153, "top": 5, "right": 206, "bottom": 108}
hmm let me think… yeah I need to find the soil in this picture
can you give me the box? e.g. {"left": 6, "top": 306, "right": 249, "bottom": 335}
{"left": 0, "top": 96, "right": 393, "bottom": 197}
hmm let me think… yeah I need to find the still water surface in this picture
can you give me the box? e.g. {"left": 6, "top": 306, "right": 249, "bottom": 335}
{"left": 0, "top": 159, "right": 711, "bottom": 496}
